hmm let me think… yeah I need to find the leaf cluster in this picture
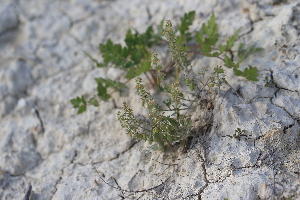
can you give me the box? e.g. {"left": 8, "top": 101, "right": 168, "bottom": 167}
{"left": 71, "top": 11, "right": 263, "bottom": 151}
{"left": 70, "top": 78, "right": 127, "bottom": 114}
{"left": 118, "top": 54, "right": 193, "bottom": 150}
{"left": 194, "top": 14, "right": 262, "bottom": 81}
{"left": 263, "top": 76, "right": 276, "bottom": 87}
{"left": 71, "top": 12, "right": 197, "bottom": 114}
{"left": 177, "top": 11, "right": 196, "bottom": 45}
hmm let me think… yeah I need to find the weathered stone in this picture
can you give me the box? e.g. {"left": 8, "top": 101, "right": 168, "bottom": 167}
{"left": 0, "top": 2, "right": 18, "bottom": 35}
{"left": 0, "top": 0, "right": 299, "bottom": 199}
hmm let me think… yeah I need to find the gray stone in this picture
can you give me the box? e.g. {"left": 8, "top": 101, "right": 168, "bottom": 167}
{"left": 0, "top": 59, "right": 33, "bottom": 99}
{"left": 0, "top": 2, "right": 19, "bottom": 35}
{"left": 0, "top": 0, "right": 300, "bottom": 199}
{"left": 0, "top": 127, "right": 41, "bottom": 175}
{"left": 0, "top": 95, "right": 17, "bottom": 116}
{"left": 272, "top": 89, "right": 300, "bottom": 119}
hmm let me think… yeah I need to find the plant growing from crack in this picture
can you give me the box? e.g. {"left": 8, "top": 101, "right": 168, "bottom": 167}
{"left": 70, "top": 11, "right": 261, "bottom": 115}
{"left": 117, "top": 53, "right": 193, "bottom": 150}
{"left": 117, "top": 16, "right": 261, "bottom": 150}
{"left": 222, "top": 127, "right": 252, "bottom": 141}
{"left": 263, "top": 76, "right": 276, "bottom": 87}
{"left": 71, "top": 11, "right": 262, "bottom": 151}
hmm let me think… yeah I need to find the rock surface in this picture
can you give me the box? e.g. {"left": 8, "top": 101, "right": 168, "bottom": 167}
{"left": 0, "top": 0, "right": 299, "bottom": 199}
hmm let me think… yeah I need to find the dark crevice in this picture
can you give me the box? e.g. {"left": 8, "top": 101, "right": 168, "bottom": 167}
{"left": 238, "top": 1, "right": 279, "bottom": 39}
{"left": 146, "top": 7, "right": 152, "bottom": 21}
{"left": 239, "top": 17, "right": 254, "bottom": 38}
{"left": 107, "top": 141, "right": 138, "bottom": 162}
{"left": 197, "top": 164, "right": 208, "bottom": 199}
{"left": 232, "top": 164, "right": 258, "bottom": 170}
{"left": 0, "top": 19, "right": 20, "bottom": 40}
{"left": 86, "top": 120, "right": 92, "bottom": 135}
{"left": 195, "top": 144, "right": 209, "bottom": 199}
{"left": 67, "top": 32, "right": 83, "bottom": 45}
{"left": 23, "top": 184, "right": 32, "bottom": 200}
{"left": 270, "top": 89, "right": 298, "bottom": 121}
{"left": 70, "top": 150, "right": 77, "bottom": 164}
{"left": 50, "top": 176, "right": 62, "bottom": 200}
{"left": 50, "top": 150, "right": 78, "bottom": 200}
{"left": 34, "top": 104, "right": 45, "bottom": 134}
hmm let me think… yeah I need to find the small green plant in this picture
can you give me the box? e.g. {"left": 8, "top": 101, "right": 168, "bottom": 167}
{"left": 70, "top": 11, "right": 261, "bottom": 114}
{"left": 117, "top": 16, "right": 260, "bottom": 150}
{"left": 71, "top": 11, "right": 262, "bottom": 150}
{"left": 70, "top": 12, "right": 196, "bottom": 114}
{"left": 117, "top": 53, "right": 193, "bottom": 150}
{"left": 263, "top": 76, "right": 276, "bottom": 87}
{"left": 222, "top": 127, "right": 252, "bottom": 141}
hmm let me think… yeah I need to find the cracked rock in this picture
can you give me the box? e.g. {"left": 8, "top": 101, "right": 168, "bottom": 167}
{"left": 1, "top": 0, "right": 300, "bottom": 199}
{"left": 0, "top": 127, "right": 41, "bottom": 175}
{"left": 273, "top": 89, "right": 300, "bottom": 119}
{"left": 0, "top": 59, "right": 33, "bottom": 99}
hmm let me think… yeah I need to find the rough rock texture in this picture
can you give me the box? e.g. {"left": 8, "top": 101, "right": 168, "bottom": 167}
{"left": 0, "top": 0, "right": 299, "bottom": 199}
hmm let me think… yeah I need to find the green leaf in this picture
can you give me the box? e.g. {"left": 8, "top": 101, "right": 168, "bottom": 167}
{"left": 81, "top": 95, "right": 86, "bottom": 105}
{"left": 70, "top": 97, "right": 81, "bottom": 108}
{"left": 94, "top": 78, "right": 118, "bottom": 101}
{"left": 233, "top": 68, "right": 243, "bottom": 76}
{"left": 202, "top": 23, "right": 208, "bottom": 35}
{"left": 238, "top": 44, "right": 263, "bottom": 59}
{"left": 97, "top": 83, "right": 107, "bottom": 97}
{"left": 208, "top": 13, "right": 216, "bottom": 29}
{"left": 189, "top": 82, "right": 195, "bottom": 91}
{"left": 195, "top": 31, "right": 203, "bottom": 44}
{"left": 164, "top": 116, "right": 179, "bottom": 127}
{"left": 224, "top": 56, "right": 234, "bottom": 68}
{"left": 243, "top": 67, "right": 259, "bottom": 81}
{"left": 176, "top": 35, "right": 185, "bottom": 46}
{"left": 181, "top": 45, "right": 190, "bottom": 51}
{"left": 163, "top": 98, "right": 172, "bottom": 108}
{"left": 226, "top": 28, "right": 240, "bottom": 50}
{"left": 130, "top": 48, "right": 142, "bottom": 64}
{"left": 212, "top": 52, "right": 219, "bottom": 56}
{"left": 84, "top": 52, "right": 105, "bottom": 68}
{"left": 204, "top": 37, "right": 218, "bottom": 46}
{"left": 150, "top": 144, "right": 159, "bottom": 150}
{"left": 153, "top": 132, "right": 162, "bottom": 142}
{"left": 125, "top": 68, "right": 137, "bottom": 79}
{"left": 196, "top": 13, "right": 219, "bottom": 55}
{"left": 101, "top": 93, "right": 111, "bottom": 101}
{"left": 207, "top": 13, "right": 218, "bottom": 37}
{"left": 70, "top": 96, "right": 88, "bottom": 114}
{"left": 95, "top": 78, "right": 127, "bottom": 89}
{"left": 125, "top": 27, "right": 162, "bottom": 49}
{"left": 167, "top": 135, "right": 175, "bottom": 143}
{"left": 200, "top": 44, "right": 212, "bottom": 55}
{"left": 88, "top": 98, "right": 99, "bottom": 107}
{"left": 219, "top": 44, "right": 226, "bottom": 53}
{"left": 178, "top": 11, "right": 195, "bottom": 42}
{"left": 77, "top": 105, "right": 86, "bottom": 114}
{"left": 99, "top": 39, "right": 130, "bottom": 69}
{"left": 125, "top": 60, "right": 151, "bottom": 79}
{"left": 159, "top": 85, "right": 167, "bottom": 93}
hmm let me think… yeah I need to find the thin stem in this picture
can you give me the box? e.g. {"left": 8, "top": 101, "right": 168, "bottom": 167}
{"left": 108, "top": 78, "right": 131, "bottom": 96}
{"left": 175, "top": 66, "right": 179, "bottom": 81}
{"left": 160, "top": 106, "right": 197, "bottom": 112}
{"left": 124, "top": 119, "right": 152, "bottom": 133}
{"left": 149, "top": 69, "right": 174, "bottom": 78}
{"left": 145, "top": 72, "right": 156, "bottom": 89}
